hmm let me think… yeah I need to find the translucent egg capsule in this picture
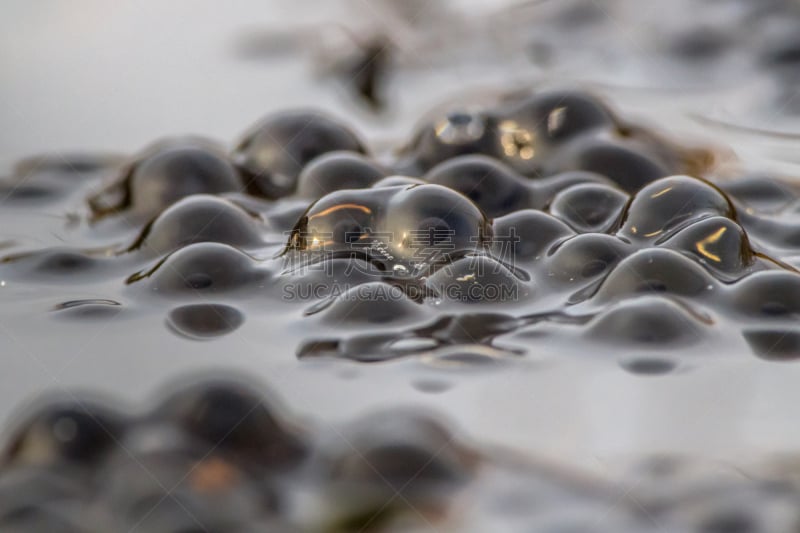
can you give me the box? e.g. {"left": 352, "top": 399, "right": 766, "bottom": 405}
{"left": 403, "top": 109, "right": 505, "bottom": 171}
{"left": 618, "top": 175, "right": 736, "bottom": 243}
{"left": 424, "top": 255, "right": 529, "bottom": 305}
{"left": 155, "top": 377, "right": 307, "bottom": 470}
{"left": 548, "top": 183, "right": 629, "bottom": 233}
{"left": 233, "top": 110, "right": 366, "bottom": 199}
{"left": 494, "top": 89, "right": 618, "bottom": 175}
{"left": 319, "top": 281, "right": 428, "bottom": 325}
{"left": 593, "top": 248, "right": 718, "bottom": 303}
{"left": 129, "top": 195, "right": 265, "bottom": 257}
{"left": 295, "top": 151, "right": 385, "bottom": 200}
{"left": 498, "top": 89, "right": 616, "bottom": 143}
{"left": 659, "top": 216, "right": 755, "bottom": 281}
{"left": 492, "top": 210, "right": 574, "bottom": 264}
{"left": 287, "top": 184, "right": 491, "bottom": 273}
{"left": 717, "top": 174, "right": 797, "bottom": 214}
{"left": 383, "top": 184, "right": 494, "bottom": 270}
{"left": 731, "top": 271, "right": 800, "bottom": 320}
{"left": 533, "top": 170, "right": 617, "bottom": 205}
{"left": 285, "top": 187, "right": 391, "bottom": 261}
{"left": 544, "top": 233, "right": 631, "bottom": 284}
{"left": 166, "top": 303, "right": 245, "bottom": 340}
{"left": 128, "top": 242, "right": 264, "bottom": 296}
{"left": 88, "top": 139, "right": 240, "bottom": 220}
{"left": 586, "top": 295, "right": 707, "bottom": 348}
{"left": 2, "top": 399, "right": 128, "bottom": 468}
{"left": 550, "top": 136, "right": 673, "bottom": 193}
{"left": 424, "top": 155, "right": 537, "bottom": 217}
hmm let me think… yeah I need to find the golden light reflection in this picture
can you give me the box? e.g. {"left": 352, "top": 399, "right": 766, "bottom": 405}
{"left": 190, "top": 457, "right": 239, "bottom": 494}
{"left": 308, "top": 203, "right": 372, "bottom": 220}
{"left": 650, "top": 186, "right": 673, "bottom": 199}
{"left": 307, "top": 235, "right": 334, "bottom": 250}
{"left": 695, "top": 226, "right": 727, "bottom": 263}
{"left": 499, "top": 120, "right": 535, "bottom": 160}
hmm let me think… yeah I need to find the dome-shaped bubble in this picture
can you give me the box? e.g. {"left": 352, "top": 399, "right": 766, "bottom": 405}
{"left": 586, "top": 296, "right": 707, "bottom": 347}
{"left": 288, "top": 184, "right": 491, "bottom": 273}
{"left": 659, "top": 216, "right": 755, "bottom": 281}
{"left": 533, "top": 170, "right": 616, "bottom": 205}
{"left": 555, "top": 137, "right": 673, "bottom": 193}
{"left": 492, "top": 210, "right": 574, "bottom": 263}
{"left": 2, "top": 398, "right": 127, "bottom": 468}
{"left": 155, "top": 377, "right": 306, "bottom": 470}
{"left": 593, "top": 248, "right": 717, "bottom": 303}
{"left": 404, "top": 109, "right": 504, "bottom": 171}
{"left": 383, "top": 184, "right": 493, "bottom": 268}
{"left": 494, "top": 89, "right": 618, "bottom": 175}
{"left": 731, "top": 271, "right": 800, "bottom": 320}
{"left": 233, "top": 110, "right": 366, "bottom": 199}
{"left": 424, "top": 155, "right": 535, "bottom": 217}
{"left": 320, "top": 281, "right": 427, "bottom": 325}
{"left": 296, "top": 151, "right": 385, "bottom": 199}
{"left": 89, "top": 140, "right": 240, "bottom": 220}
{"left": 0, "top": 248, "right": 107, "bottom": 282}
{"left": 499, "top": 89, "right": 617, "bottom": 142}
{"left": 717, "top": 174, "right": 797, "bottom": 214}
{"left": 548, "top": 183, "right": 629, "bottom": 233}
{"left": 285, "top": 186, "right": 392, "bottom": 261}
{"left": 544, "top": 233, "right": 631, "bottom": 284}
{"left": 425, "top": 255, "right": 529, "bottom": 305}
{"left": 129, "top": 242, "right": 263, "bottom": 296}
{"left": 130, "top": 195, "right": 265, "bottom": 257}
{"left": 618, "top": 175, "right": 736, "bottom": 243}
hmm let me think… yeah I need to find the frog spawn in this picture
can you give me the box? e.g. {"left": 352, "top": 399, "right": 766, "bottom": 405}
{"left": 285, "top": 183, "right": 493, "bottom": 278}
{"left": 5, "top": 84, "right": 800, "bottom": 530}
{"left": 88, "top": 138, "right": 242, "bottom": 221}
{"left": 0, "top": 377, "right": 477, "bottom": 532}
{"left": 287, "top": 171, "right": 786, "bottom": 365}
{"left": 4, "top": 376, "right": 800, "bottom": 532}
{"left": 4, "top": 87, "right": 796, "bottom": 364}
{"left": 69, "top": 114, "right": 800, "bottom": 363}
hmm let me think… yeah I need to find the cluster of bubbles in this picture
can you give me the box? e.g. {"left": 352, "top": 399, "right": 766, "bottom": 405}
{"left": 4, "top": 374, "right": 800, "bottom": 532}
{"left": 3, "top": 88, "right": 800, "bottom": 368}
{"left": 5, "top": 86, "right": 800, "bottom": 529}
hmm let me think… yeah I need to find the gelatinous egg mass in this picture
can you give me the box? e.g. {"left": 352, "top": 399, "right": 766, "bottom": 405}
{"left": 5, "top": 1, "right": 800, "bottom": 529}
{"left": 286, "top": 183, "right": 492, "bottom": 274}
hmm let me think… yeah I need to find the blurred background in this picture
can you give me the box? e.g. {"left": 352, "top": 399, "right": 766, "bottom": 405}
{"left": 2, "top": 0, "right": 798, "bottom": 167}
{"left": 0, "top": 0, "right": 519, "bottom": 162}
